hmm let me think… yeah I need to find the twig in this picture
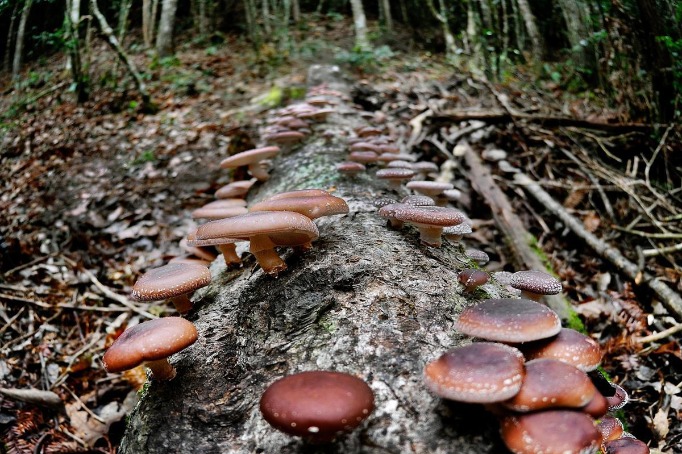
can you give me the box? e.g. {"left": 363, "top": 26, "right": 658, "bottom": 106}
{"left": 407, "top": 109, "right": 433, "bottom": 151}
{"left": 3, "top": 254, "right": 54, "bottom": 276}
{"left": 636, "top": 323, "right": 682, "bottom": 344}
{"left": 61, "top": 384, "right": 106, "bottom": 424}
{"left": 612, "top": 227, "right": 682, "bottom": 240}
{"left": 445, "top": 121, "right": 488, "bottom": 143}
{"left": 642, "top": 243, "right": 682, "bottom": 257}
{"left": 558, "top": 147, "right": 615, "bottom": 219}
{"left": 0, "top": 293, "right": 52, "bottom": 308}
{"left": 0, "top": 306, "right": 25, "bottom": 337}
{"left": 515, "top": 172, "right": 682, "bottom": 321}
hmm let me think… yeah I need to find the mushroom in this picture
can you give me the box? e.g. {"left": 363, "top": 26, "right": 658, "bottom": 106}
{"left": 348, "top": 151, "right": 379, "bottom": 164}
{"left": 519, "top": 328, "right": 603, "bottom": 372}
{"left": 383, "top": 205, "right": 467, "bottom": 247}
{"left": 401, "top": 195, "right": 435, "bottom": 207}
{"left": 195, "top": 211, "right": 319, "bottom": 276}
{"left": 186, "top": 229, "right": 241, "bottom": 268}
{"left": 386, "top": 160, "right": 415, "bottom": 169}
{"left": 168, "top": 255, "right": 212, "bottom": 266}
{"left": 465, "top": 248, "right": 490, "bottom": 266}
{"left": 502, "top": 359, "right": 597, "bottom": 412}
{"left": 215, "top": 179, "right": 257, "bottom": 199}
{"left": 581, "top": 390, "right": 609, "bottom": 418}
{"left": 406, "top": 181, "right": 454, "bottom": 205}
{"left": 458, "top": 269, "right": 489, "bottom": 293}
{"left": 375, "top": 168, "right": 416, "bottom": 189}
{"left": 263, "top": 130, "right": 305, "bottom": 146}
{"left": 602, "top": 437, "right": 650, "bottom": 454}
{"left": 596, "top": 415, "right": 624, "bottom": 443}
{"left": 179, "top": 238, "right": 217, "bottom": 263}
{"left": 442, "top": 223, "right": 472, "bottom": 242}
{"left": 500, "top": 410, "right": 602, "bottom": 454}
{"left": 336, "top": 161, "right": 366, "bottom": 176}
{"left": 249, "top": 192, "right": 349, "bottom": 221}
{"left": 259, "top": 371, "right": 374, "bottom": 442}
{"left": 510, "top": 270, "right": 563, "bottom": 301}
{"left": 606, "top": 382, "right": 629, "bottom": 410}
{"left": 191, "top": 201, "right": 249, "bottom": 221}
{"left": 423, "top": 342, "right": 525, "bottom": 403}
{"left": 220, "top": 146, "right": 281, "bottom": 182}
{"left": 455, "top": 298, "right": 562, "bottom": 343}
{"left": 103, "top": 317, "right": 198, "bottom": 381}
{"left": 132, "top": 263, "right": 211, "bottom": 314}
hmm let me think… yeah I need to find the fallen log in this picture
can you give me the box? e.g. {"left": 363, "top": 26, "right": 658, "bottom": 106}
{"left": 120, "top": 67, "right": 506, "bottom": 453}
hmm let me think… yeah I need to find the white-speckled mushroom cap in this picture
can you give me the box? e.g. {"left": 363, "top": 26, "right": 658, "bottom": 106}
{"left": 249, "top": 194, "right": 349, "bottom": 220}
{"left": 520, "top": 328, "right": 603, "bottom": 371}
{"left": 424, "top": 342, "right": 525, "bottom": 403}
{"left": 406, "top": 181, "right": 454, "bottom": 196}
{"left": 511, "top": 270, "right": 563, "bottom": 295}
{"left": 131, "top": 263, "right": 211, "bottom": 301}
{"left": 389, "top": 205, "right": 466, "bottom": 227}
{"left": 455, "top": 298, "right": 562, "bottom": 343}
{"left": 376, "top": 168, "right": 416, "bottom": 181}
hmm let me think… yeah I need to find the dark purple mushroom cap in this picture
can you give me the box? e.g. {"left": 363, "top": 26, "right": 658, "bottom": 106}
{"left": 260, "top": 371, "right": 374, "bottom": 441}
{"left": 606, "top": 383, "right": 629, "bottom": 410}
{"left": 349, "top": 141, "right": 381, "bottom": 153}
{"left": 390, "top": 205, "right": 466, "bottom": 227}
{"left": 582, "top": 391, "right": 609, "bottom": 418}
{"left": 511, "top": 270, "right": 563, "bottom": 296}
{"left": 500, "top": 410, "right": 602, "bottom": 454}
{"left": 459, "top": 269, "right": 489, "bottom": 292}
{"left": 602, "top": 437, "right": 650, "bottom": 454}
{"left": 132, "top": 263, "right": 211, "bottom": 301}
{"left": 455, "top": 298, "right": 562, "bottom": 343}
{"left": 103, "top": 317, "right": 198, "bottom": 373}
{"left": 249, "top": 194, "right": 349, "bottom": 220}
{"left": 520, "top": 328, "right": 603, "bottom": 371}
{"left": 424, "top": 342, "right": 525, "bottom": 403}
{"left": 596, "top": 416, "right": 624, "bottom": 443}
{"left": 503, "top": 359, "right": 597, "bottom": 412}
{"left": 219, "top": 146, "right": 280, "bottom": 169}
{"left": 357, "top": 126, "right": 383, "bottom": 137}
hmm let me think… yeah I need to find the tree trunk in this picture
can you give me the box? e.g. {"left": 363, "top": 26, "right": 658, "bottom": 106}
{"left": 349, "top": 0, "right": 370, "bottom": 51}
{"left": 261, "top": 0, "right": 271, "bottom": 35}
{"left": 119, "top": 65, "right": 505, "bottom": 454}
{"left": 514, "top": 0, "right": 543, "bottom": 62}
{"left": 244, "top": 0, "right": 262, "bottom": 50}
{"left": 143, "top": 0, "right": 153, "bottom": 47}
{"left": 466, "top": 1, "right": 485, "bottom": 77}
{"left": 291, "top": 0, "right": 301, "bottom": 23}
{"left": 65, "top": 0, "right": 89, "bottom": 102}
{"left": 425, "top": 0, "right": 458, "bottom": 62}
{"left": 3, "top": 3, "right": 19, "bottom": 73}
{"left": 380, "top": 0, "right": 393, "bottom": 31}
{"left": 555, "top": 0, "right": 594, "bottom": 70}
{"left": 195, "top": 0, "right": 208, "bottom": 38}
{"left": 12, "top": 0, "right": 33, "bottom": 80}
{"left": 156, "top": 0, "right": 178, "bottom": 57}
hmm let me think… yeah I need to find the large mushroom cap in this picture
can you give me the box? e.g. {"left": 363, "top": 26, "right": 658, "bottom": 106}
{"left": 455, "top": 298, "right": 562, "bottom": 343}
{"left": 266, "top": 188, "right": 331, "bottom": 200}
{"left": 219, "top": 146, "right": 280, "bottom": 169}
{"left": 520, "top": 328, "right": 603, "bottom": 371}
{"left": 103, "top": 317, "right": 198, "bottom": 373}
{"left": 191, "top": 204, "right": 248, "bottom": 220}
{"left": 390, "top": 205, "right": 466, "bottom": 227}
{"left": 500, "top": 410, "right": 602, "bottom": 454}
{"left": 131, "top": 263, "right": 211, "bottom": 301}
{"left": 196, "top": 211, "right": 319, "bottom": 247}
{"left": 424, "top": 342, "right": 525, "bottom": 403}
{"left": 602, "top": 437, "right": 650, "bottom": 454}
{"left": 502, "top": 359, "right": 597, "bottom": 412}
{"left": 259, "top": 371, "right": 375, "bottom": 441}
{"left": 511, "top": 270, "right": 563, "bottom": 296}
{"left": 250, "top": 194, "right": 349, "bottom": 219}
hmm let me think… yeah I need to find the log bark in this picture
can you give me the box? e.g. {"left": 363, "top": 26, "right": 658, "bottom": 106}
{"left": 120, "top": 67, "right": 507, "bottom": 454}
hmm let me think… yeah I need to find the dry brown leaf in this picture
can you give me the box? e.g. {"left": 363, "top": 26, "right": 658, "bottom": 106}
{"left": 652, "top": 407, "right": 670, "bottom": 440}
{"left": 582, "top": 211, "right": 601, "bottom": 233}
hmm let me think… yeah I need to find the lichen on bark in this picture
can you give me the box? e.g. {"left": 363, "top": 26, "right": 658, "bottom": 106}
{"left": 120, "top": 67, "right": 507, "bottom": 454}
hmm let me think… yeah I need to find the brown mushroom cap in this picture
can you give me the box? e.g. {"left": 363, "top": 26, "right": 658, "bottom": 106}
{"left": 219, "top": 146, "right": 280, "bottom": 169}
{"left": 465, "top": 248, "right": 490, "bottom": 266}
{"left": 348, "top": 151, "right": 379, "bottom": 164}
{"left": 265, "top": 189, "right": 331, "bottom": 200}
{"left": 131, "top": 263, "right": 211, "bottom": 301}
{"left": 606, "top": 383, "right": 629, "bottom": 410}
{"left": 390, "top": 205, "right": 466, "bottom": 246}
{"left": 500, "top": 410, "right": 602, "bottom": 454}
{"left": 264, "top": 131, "right": 305, "bottom": 144}
{"left": 191, "top": 204, "right": 249, "bottom": 220}
{"left": 215, "top": 179, "right": 257, "bottom": 199}
{"left": 349, "top": 141, "right": 381, "bottom": 153}
{"left": 602, "top": 437, "right": 650, "bottom": 454}
{"left": 250, "top": 194, "right": 349, "bottom": 220}
{"left": 502, "top": 359, "right": 597, "bottom": 412}
{"left": 103, "top": 317, "right": 198, "bottom": 374}
{"left": 406, "top": 181, "right": 454, "bottom": 197}
{"left": 376, "top": 168, "right": 416, "bottom": 187}
{"left": 455, "top": 298, "right": 562, "bottom": 343}
{"left": 459, "top": 269, "right": 490, "bottom": 292}
{"left": 582, "top": 390, "right": 609, "bottom": 418}
{"left": 387, "top": 160, "right": 415, "bottom": 169}
{"left": 336, "top": 161, "right": 366, "bottom": 175}
{"left": 259, "top": 371, "right": 374, "bottom": 441}
{"left": 511, "top": 270, "right": 563, "bottom": 299}
{"left": 596, "top": 415, "right": 624, "bottom": 443}
{"left": 520, "top": 328, "right": 603, "bottom": 372}
{"left": 401, "top": 195, "right": 436, "bottom": 207}
{"left": 442, "top": 223, "right": 473, "bottom": 240}
{"left": 424, "top": 342, "right": 525, "bottom": 403}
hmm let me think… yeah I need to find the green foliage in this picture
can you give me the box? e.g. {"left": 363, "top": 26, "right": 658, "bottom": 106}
{"left": 150, "top": 55, "right": 182, "bottom": 70}
{"left": 657, "top": 35, "right": 682, "bottom": 107}
{"left": 131, "top": 150, "right": 157, "bottom": 165}
{"left": 334, "top": 45, "right": 395, "bottom": 73}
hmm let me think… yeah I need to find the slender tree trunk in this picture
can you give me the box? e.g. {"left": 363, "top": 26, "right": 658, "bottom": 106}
{"left": 477, "top": 0, "right": 493, "bottom": 33}
{"left": 3, "top": 3, "right": 19, "bottom": 73}
{"left": 500, "top": 0, "right": 509, "bottom": 72}
{"left": 65, "top": 0, "right": 89, "bottom": 102}
{"left": 143, "top": 0, "right": 152, "bottom": 47}
{"left": 380, "top": 0, "right": 393, "bottom": 31}
{"left": 195, "top": 0, "right": 208, "bottom": 38}
{"left": 349, "top": 0, "right": 370, "bottom": 51}
{"left": 244, "top": 0, "right": 262, "bottom": 50}
{"left": 398, "top": 0, "right": 409, "bottom": 26}
{"left": 12, "top": 0, "right": 34, "bottom": 80}
{"left": 65, "top": 0, "right": 80, "bottom": 71}
{"left": 510, "top": 0, "right": 524, "bottom": 54}
{"left": 426, "top": 0, "right": 457, "bottom": 62}
{"left": 262, "top": 0, "right": 271, "bottom": 34}
{"left": 515, "top": 0, "right": 544, "bottom": 62}
{"left": 555, "top": 0, "right": 594, "bottom": 70}
{"left": 156, "top": 0, "right": 178, "bottom": 57}
{"left": 291, "top": 0, "right": 300, "bottom": 23}
{"left": 117, "top": 0, "right": 133, "bottom": 46}
{"left": 466, "top": 0, "right": 485, "bottom": 77}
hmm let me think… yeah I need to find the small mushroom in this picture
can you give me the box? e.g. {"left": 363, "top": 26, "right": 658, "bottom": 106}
{"left": 458, "top": 269, "right": 489, "bottom": 293}
{"left": 264, "top": 130, "right": 306, "bottom": 146}
{"left": 215, "top": 179, "right": 257, "bottom": 199}
{"left": 606, "top": 383, "right": 629, "bottom": 410}
{"left": 519, "top": 328, "right": 603, "bottom": 372}
{"left": 132, "top": 263, "right": 211, "bottom": 314}
{"left": 596, "top": 416, "right": 624, "bottom": 443}
{"left": 336, "top": 161, "right": 366, "bottom": 176}
{"left": 376, "top": 168, "right": 416, "bottom": 189}
{"left": 465, "top": 248, "right": 490, "bottom": 266}
{"left": 401, "top": 195, "right": 435, "bottom": 207}
{"left": 406, "top": 181, "right": 454, "bottom": 205}
{"left": 249, "top": 192, "right": 349, "bottom": 221}
{"left": 602, "top": 437, "right": 650, "bottom": 454}
{"left": 220, "top": 146, "right": 281, "bottom": 181}
{"left": 581, "top": 390, "right": 609, "bottom": 418}
{"left": 385, "top": 205, "right": 467, "bottom": 247}
{"left": 103, "top": 317, "right": 198, "bottom": 381}
{"left": 186, "top": 229, "right": 241, "bottom": 268}
{"left": 510, "top": 270, "right": 563, "bottom": 301}
{"left": 348, "top": 151, "right": 379, "bottom": 164}
{"left": 259, "top": 371, "right": 374, "bottom": 442}
{"left": 191, "top": 201, "right": 249, "bottom": 221}
{"left": 424, "top": 342, "right": 525, "bottom": 403}
{"left": 442, "top": 223, "right": 472, "bottom": 242}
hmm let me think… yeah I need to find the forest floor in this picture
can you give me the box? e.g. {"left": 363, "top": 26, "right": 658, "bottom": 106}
{"left": 0, "top": 17, "right": 681, "bottom": 453}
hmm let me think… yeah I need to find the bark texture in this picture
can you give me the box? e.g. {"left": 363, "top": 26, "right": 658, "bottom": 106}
{"left": 120, "top": 67, "right": 509, "bottom": 454}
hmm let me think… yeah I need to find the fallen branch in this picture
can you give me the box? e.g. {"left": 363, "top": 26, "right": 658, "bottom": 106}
{"left": 514, "top": 173, "right": 682, "bottom": 321}
{"left": 642, "top": 243, "right": 682, "bottom": 257}
{"left": 460, "top": 141, "right": 573, "bottom": 320}
{"left": 636, "top": 322, "right": 682, "bottom": 344}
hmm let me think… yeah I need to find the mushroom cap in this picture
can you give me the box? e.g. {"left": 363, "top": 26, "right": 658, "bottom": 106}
{"left": 266, "top": 189, "right": 331, "bottom": 201}
{"left": 520, "top": 328, "right": 603, "bottom": 371}
{"left": 179, "top": 238, "right": 218, "bottom": 262}
{"left": 500, "top": 410, "right": 602, "bottom": 454}
{"left": 606, "top": 383, "right": 629, "bottom": 410}
{"left": 196, "top": 211, "right": 319, "bottom": 246}
{"left": 260, "top": 371, "right": 375, "bottom": 440}
{"left": 264, "top": 131, "right": 305, "bottom": 144}
{"left": 412, "top": 161, "right": 439, "bottom": 173}
{"left": 219, "top": 146, "right": 280, "bottom": 169}
{"left": 401, "top": 195, "right": 436, "bottom": 207}
{"left": 168, "top": 255, "right": 212, "bottom": 266}
{"left": 406, "top": 181, "right": 454, "bottom": 196}
{"left": 349, "top": 141, "right": 381, "bottom": 153}
{"left": 376, "top": 168, "right": 416, "bottom": 181}
{"left": 424, "top": 342, "right": 525, "bottom": 403}
{"left": 465, "top": 248, "right": 490, "bottom": 265}
{"left": 443, "top": 188, "right": 462, "bottom": 201}
{"left": 596, "top": 416, "right": 624, "bottom": 443}
{"left": 602, "top": 437, "right": 650, "bottom": 454}
{"left": 582, "top": 391, "right": 609, "bottom": 418}
{"left": 502, "top": 359, "right": 597, "bottom": 412}
{"left": 386, "top": 160, "right": 415, "bottom": 169}
{"left": 348, "top": 151, "right": 379, "bottom": 163}
{"left": 511, "top": 270, "right": 563, "bottom": 295}
{"left": 442, "top": 223, "right": 473, "bottom": 237}
{"left": 455, "top": 298, "right": 562, "bottom": 343}
{"left": 186, "top": 229, "right": 238, "bottom": 248}
{"left": 215, "top": 180, "right": 257, "bottom": 199}
{"left": 191, "top": 204, "right": 248, "bottom": 220}
{"left": 132, "top": 263, "right": 211, "bottom": 301}
{"left": 336, "top": 161, "right": 366, "bottom": 174}
{"left": 249, "top": 194, "right": 349, "bottom": 220}
{"left": 459, "top": 269, "right": 489, "bottom": 289}
{"left": 389, "top": 205, "right": 466, "bottom": 227}
{"left": 103, "top": 317, "right": 198, "bottom": 373}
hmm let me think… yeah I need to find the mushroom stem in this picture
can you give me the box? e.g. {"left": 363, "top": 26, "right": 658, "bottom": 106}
{"left": 250, "top": 235, "right": 287, "bottom": 275}
{"left": 145, "top": 358, "right": 177, "bottom": 381}
{"left": 520, "top": 290, "right": 542, "bottom": 301}
{"left": 415, "top": 224, "right": 443, "bottom": 247}
{"left": 170, "top": 294, "right": 193, "bottom": 314}
{"left": 248, "top": 162, "right": 271, "bottom": 181}
{"left": 388, "top": 219, "right": 404, "bottom": 229}
{"left": 217, "top": 243, "right": 241, "bottom": 267}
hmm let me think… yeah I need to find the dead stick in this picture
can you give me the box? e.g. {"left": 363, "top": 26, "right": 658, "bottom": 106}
{"left": 460, "top": 141, "right": 573, "bottom": 320}
{"left": 515, "top": 172, "right": 682, "bottom": 321}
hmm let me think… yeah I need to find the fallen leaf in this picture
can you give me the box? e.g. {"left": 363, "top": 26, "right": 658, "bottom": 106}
{"left": 652, "top": 407, "right": 669, "bottom": 440}
{"left": 583, "top": 211, "right": 601, "bottom": 232}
